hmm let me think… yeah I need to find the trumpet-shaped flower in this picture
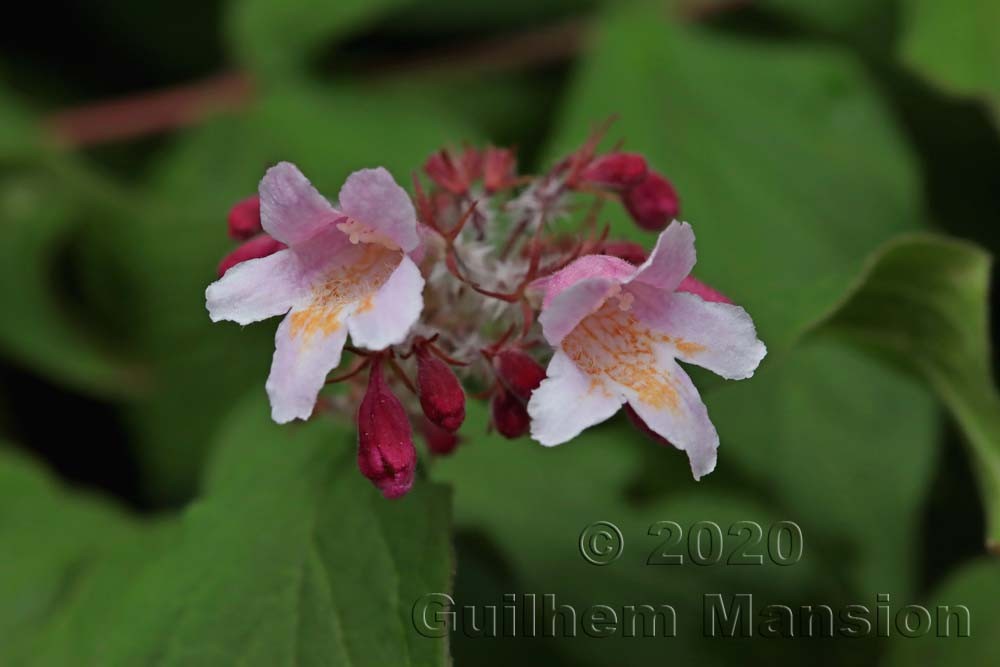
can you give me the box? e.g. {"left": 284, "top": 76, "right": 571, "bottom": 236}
{"left": 528, "top": 222, "right": 766, "bottom": 479}
{"left": 206, "top": 162, "right": 425, "bottom": 423}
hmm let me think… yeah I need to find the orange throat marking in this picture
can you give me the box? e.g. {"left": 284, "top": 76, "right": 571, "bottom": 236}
{"left": 289, "top": 244, "right": 400, "bottom": 340}
{"left": 561, "top": 301, "right": 701, "bottom": 412}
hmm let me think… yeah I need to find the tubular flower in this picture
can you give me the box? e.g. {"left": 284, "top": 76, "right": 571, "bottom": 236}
{"left": 206, "top": 162, "right": 425, "bottom": 423}
{"left": 528, "top": 222, "right": 766, "bottom": 479}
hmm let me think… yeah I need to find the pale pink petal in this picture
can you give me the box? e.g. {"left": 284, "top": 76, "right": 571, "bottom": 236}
{"left": 534, "top": 254, "right": 635, "bottom": 307}
{"left": 625, "top": 357, "right": 718, "bottom": 480}
{"left": 627, "top": 287, "right": 766, "bottom": 380}
{"left": 206, "top": 249, "right": 308, "bottom": 325}
{"left": 528, "top": 350, "right": 624, "bottom": 446}
{"left": 266, "top": 311, "right": 348, "bottom": 423}
{"left": 628, "top": 221, "right": 695, "bottom": 291}
{"left": 537, "top": 276, "right": 619, "bottom": 346}
{"left": 346, "top": 255, "right": 425, "bottom": 350}
{"left": 259, "top": 162, "right": 342, "bottom": 247}
{"left": 338, "top": 167, "right": 420, "bottom": 252}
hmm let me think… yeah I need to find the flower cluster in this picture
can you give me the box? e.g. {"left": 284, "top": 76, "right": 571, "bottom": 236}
{"left": 206, "top": 125, "right": 766, "bottom": 498}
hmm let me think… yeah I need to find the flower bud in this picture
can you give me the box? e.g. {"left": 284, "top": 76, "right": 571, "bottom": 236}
{"left": 217, "top": 234, "right": 286, "bottom": 277}
{"left": 227, "top": 195, "right": 262, "bottom": 240}
{"left": 419, "top": 416, "right": 460, "bottom": 456}
{"left": 357, "top": 360, "right": 417, "bottom": 499}
{"left": 677, "top": 276, "right": 732, "bottom": 304}
{"left": 494, "top": 349, "right": 546, "bottom": 401}
{"left": 580, "top": 152, "right": 648, "bottom": 190}
{"left": 416, "top": 347, "right": 466, "bottom": 432}
{"left": 483, "top": 146, "right": 516, "bottom": 193}
{"left": 491, "top": 388, "right": 530, "bottom": 439}
{"left": 622, "top": 171, "right": 680, "bottom": 231}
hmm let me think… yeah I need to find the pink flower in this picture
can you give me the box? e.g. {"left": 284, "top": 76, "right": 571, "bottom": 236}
{"left": 206, "top": 162, "right": 425, "bottom": 424}
{"left": 528, "top": 222, "right": 766, "bottom": 479}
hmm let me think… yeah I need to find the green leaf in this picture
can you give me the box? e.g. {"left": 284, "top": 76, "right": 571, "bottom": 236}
{"left": 882, "top": 559, "right": 1000, "bottom": 666}
{"left": 900, "top": 0, "right": 1000, "bottom": 110}
{"left": 546, "top": 7, "right": 922, "bottom": 352}
{"left": 709, "top": 339, "right": 938, "bottom": 597}
{"left": 226, "top": 0, "right": 413, "bottom": 79}
{"left": 0, "top": 88, "right": 145, "bottom": 397}
{"left": 757, "top": 0, "right": 896, "bottom": 49}
{"left": 0, "top": 393, "right": 453, "bottom": 666}
{"left": 434, "top": 349, "right": 933, "bottom": 665}
{"left": 815, "top": 235, "right": 1000, "bottom": 548}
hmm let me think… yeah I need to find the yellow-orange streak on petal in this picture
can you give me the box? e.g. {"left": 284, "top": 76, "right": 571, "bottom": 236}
{"left": 562, "top": 303, "right": 679, "bottom": 411}
{"left": 289, "top": 244, "right": 400, "bottom": 341}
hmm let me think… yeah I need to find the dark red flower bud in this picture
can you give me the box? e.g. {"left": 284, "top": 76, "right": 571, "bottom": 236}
{"left": 580, "top": 152, "right": 648, "bottom": 190}
{"left": 356, "top": 360, "right": 417, "bottom": 499}
{"left": 622, "top": 171, "right": 680, "bottom": 231}
{"left": 483, "top": 146, "right": 516, "bottom": 193}
{"left": 217, "top": 234, "right": 286, "bottom": 277}
{"left": 491, "top": 388, "right": 530, "bottom": 439}
{"left": 494, "top": 349, "right": 546, "bottom": 401}
{"left": 677, "top": 276, "right": 732, "bottom": 304}
{"left": 624, "top": 404, "right": 672, "bottom": 447}
{"left": 227, "top": 195, "right": 262, "bottom": 240}
{"left": 419, "top": 416, "right": 461, "bottom": 456}
{"left": 416, "top": 347, "right": 466, "bottom": 432}
{"left": 599, "top": 240, "right": 648, "bottom": 265}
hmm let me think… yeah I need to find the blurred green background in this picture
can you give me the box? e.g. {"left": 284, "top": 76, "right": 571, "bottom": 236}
{"left": 1, "top": 0, "right": 999, "bottom": 664}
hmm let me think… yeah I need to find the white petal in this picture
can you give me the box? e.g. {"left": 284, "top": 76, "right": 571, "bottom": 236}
{"left": 625, "top": 357, "right": 718, "bottom": 480}
{"left": 528, "top": 350, "right": 625, "bottom": 446}
{"left": 266, "top": 310, "right": 348, "bottom": 424}
{"left": 205, "top": 249, "right": 307, "bottom": 325}
{"left": 346, "top": 255, "right": 425, "bottom": 350}
{"left": 630, "top": 288, "right": 767, "bottom": 380}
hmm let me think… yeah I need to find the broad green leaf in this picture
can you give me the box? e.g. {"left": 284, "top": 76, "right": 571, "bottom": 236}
{"left": 0, "top": 89, "right": 145, "bottom": 397}
{"left": 546, "top": 6, "right": 922, "bottom": 352}
{"left": 434, "top": 343, "right": 934, "bottom": 666}
{"left": 710, "top": 339, "right": 938, "bottom": 597}
{"left": 0, "top": 393, "right": 453, "bottom": 666}
{"left": 104, "top": 395, "right": 453, "bottom": 667}
{"left": 900, "top": 0, "right": 1000, "bottom": 111}
{"left": 0, "top": 444, "right": 173, "bottom": 665}
{"left": 815, "top": 235, "right": 1000, "bottom": 547}
{"left": 756, "top": 0, "right": 896, "bottom": 47}
{"left": 883, "top": 559, "right": 1000, "bottom": 666}
{"left": 227, "top": 0, "right": 413, "bottom": 79}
